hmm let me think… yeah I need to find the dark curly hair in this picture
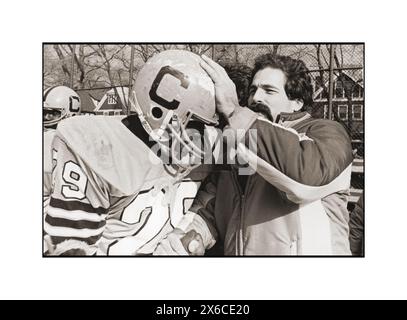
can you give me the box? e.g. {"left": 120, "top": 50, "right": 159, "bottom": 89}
{"left": 224, "top": 63, "right": 252, "bottom": 107}
{"left": 251, "top": 54, "right": 313, "bottom": 109}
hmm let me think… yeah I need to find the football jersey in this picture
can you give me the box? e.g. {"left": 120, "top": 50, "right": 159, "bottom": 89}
{"left": 44, "top": 115, "right": 210, "bottom": 255}
{"left": 43, "top": 129, "right": 56, "bottom": 198}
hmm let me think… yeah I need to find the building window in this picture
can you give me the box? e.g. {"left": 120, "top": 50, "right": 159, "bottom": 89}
{"left": 107, "top": 94, "right": 118, "bottom": 105}
{"left": 352, "top": 85, "right": 363, "bottom": 99}
{"left": 338, "top": 105, "right": 348, "bottom": 120}
{"left": 352, "top": 104, "right": 363, "bottom": 120}
{"left": 335, "top": 80, "right": 344, "bottom": 99}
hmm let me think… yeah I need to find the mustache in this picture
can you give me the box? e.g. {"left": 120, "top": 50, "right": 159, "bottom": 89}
{"left": 249, "top": 103, "right": 273, "bottom": 122}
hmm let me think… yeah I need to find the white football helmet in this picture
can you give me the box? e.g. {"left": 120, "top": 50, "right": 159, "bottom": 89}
{"left": 43, "top": 86, "right": 81, "bottom": 128}
{"left": 133, "top": 50, "right": 218, "bottom": 174}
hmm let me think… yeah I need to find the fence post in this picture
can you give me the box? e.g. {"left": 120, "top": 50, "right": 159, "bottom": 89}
{"left": 128, "top": 44, "right": 135, "bottom": 115}
{"left": 328, "top": 44, "right": 335, "bottom": 120}
{"left": 70, "top": 44, "right": 76, "bottom": 89}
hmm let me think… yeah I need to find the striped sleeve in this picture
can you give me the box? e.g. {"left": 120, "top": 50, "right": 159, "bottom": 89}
{"left": 44, "top": 135, "right": 110, "bottom": 255}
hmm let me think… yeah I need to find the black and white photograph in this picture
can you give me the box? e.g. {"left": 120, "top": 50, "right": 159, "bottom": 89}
{"left": 2, "top": 0, "right": 407, "bottom": 301}
{"left": 42, "top": 43, "right": 364, "bottom": 256}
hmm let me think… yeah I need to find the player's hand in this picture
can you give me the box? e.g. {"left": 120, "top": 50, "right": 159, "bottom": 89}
{"left": 180, "top": 229, "right": 205, "bottom": 256}
{"left": 44, "top": 234, "right": 55, "bottom": 255}
{"left": 153, "top": 228, "right": 205, "bottom": 256}
{"left": 200, "top": 54, "right": 239, "bottom": 119}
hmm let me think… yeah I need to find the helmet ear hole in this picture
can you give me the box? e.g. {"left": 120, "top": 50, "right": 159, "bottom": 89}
{"left": 151, "top": 107, "right": 163, "bottom": 119}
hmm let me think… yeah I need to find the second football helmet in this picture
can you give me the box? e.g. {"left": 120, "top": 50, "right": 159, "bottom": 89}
{"left": 43, "top": 86, "right": 81, "bottom": 128}
{"left": 133, "top": 50, "right": 218, "bottom": 173}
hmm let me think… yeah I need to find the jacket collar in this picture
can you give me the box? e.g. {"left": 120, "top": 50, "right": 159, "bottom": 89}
{"left": 276, "top": 111, "right": 311, "bottom": 128}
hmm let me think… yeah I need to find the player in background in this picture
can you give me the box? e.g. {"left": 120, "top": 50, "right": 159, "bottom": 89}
{"left": 43, "top": 86, "right": 81, "bottom": 200}
{"left": 43, "top": 86, "right": 82, "bottom": 253}
{"left": 43, "top": 86, "right": 81, "bottom": 130}
{"left": 44, "top": 50, "right": 220, "bottom": 256}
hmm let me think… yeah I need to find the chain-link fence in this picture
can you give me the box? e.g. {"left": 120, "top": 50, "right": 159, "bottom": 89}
{"left": 296, "top": 44, "right": 364, "bottom": 209}
{"left": 44, "top": 43, "right": 364, "bottom": 207}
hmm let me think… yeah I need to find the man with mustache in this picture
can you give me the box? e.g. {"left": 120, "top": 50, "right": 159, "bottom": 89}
{"left": 154, "top": 53, "right": 354, "bottom": 255}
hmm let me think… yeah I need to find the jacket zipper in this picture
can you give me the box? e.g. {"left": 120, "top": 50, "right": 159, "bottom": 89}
{"left": 240, "top": 194, "right": 245, "bottom": 256}
{"left": 232, "top": 169, "right": 250, "bottom": 256}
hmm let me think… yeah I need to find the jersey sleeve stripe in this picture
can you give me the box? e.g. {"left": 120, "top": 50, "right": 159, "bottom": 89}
{"left": 44, "top": 222, "right": 105, "bottom": 238}
{"left": 51, "top": 235, "right": 101, "bottom": 246}
{"left": 50, "top": 197, "right": 108, "bottom": 215}
{"left": 45, "top": 215, "right": 106, "bottom": 230}
{"left": 47, "top": 207, "right": 106, "bottom": 223}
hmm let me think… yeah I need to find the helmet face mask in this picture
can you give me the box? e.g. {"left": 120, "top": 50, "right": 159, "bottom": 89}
{"left": 43, "top": 107, "right": 66, "bottom": 126}
{"left": 161, "top": 118, "right": 214, "bottom": 180}
{"left": 148, "top": 112, "right": 208, "bottom": 173}
{"left": 43, "top": 86, "right": 81, "bottom": 128}
{"left": 133, "top": 50, "right": 218, "bottom": 174}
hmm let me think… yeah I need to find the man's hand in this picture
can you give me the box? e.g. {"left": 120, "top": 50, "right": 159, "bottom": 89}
{"left": 200, "top": 55, "right": 239, "bottom": 119}
{"left": 153, "top": 228, "right": 205, "bottom": 256}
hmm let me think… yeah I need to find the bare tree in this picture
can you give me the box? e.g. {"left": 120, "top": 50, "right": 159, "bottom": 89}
{"left": 45, "top": 44, "right": 110, "bottom": 89}
{"left": 53, "top": 45, "right": 71, "bottom": 80}
{"left": 186, "top": 44, "right": 213, "bottom": 56}
{"left": 44, "top": 46, "right": 67, "bottom": 88}
{"left": 262, "top": 44, "right": 281, "bottom": 56}
{"left": 314, "top": 44, "right": 330, "bottom": 91}
{"left": 86, "top": 45, "right": 129, "bottom": 111}
{"left": 133, "top": 44, "right": 159, "bottom": 62}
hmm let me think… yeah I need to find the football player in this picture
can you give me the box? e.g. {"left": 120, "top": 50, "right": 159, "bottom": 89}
{"left": 44, "top": 86, "right": 81, "bottom": 202}
{"left": 44, "top": 50, "right": 219, "bottom": 256}
{"left": 43, "top": 86, "right": 81, "bottom": 130}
